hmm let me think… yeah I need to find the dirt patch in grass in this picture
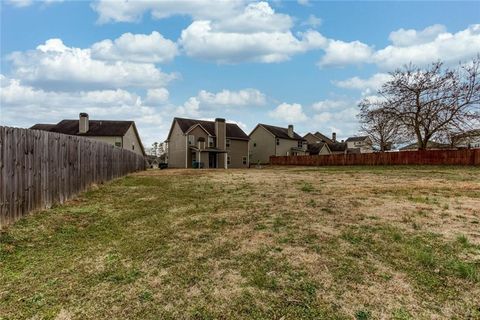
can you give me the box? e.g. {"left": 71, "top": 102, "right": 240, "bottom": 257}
{"left": 1, "top": 166, "right": 480, "bottom": 319}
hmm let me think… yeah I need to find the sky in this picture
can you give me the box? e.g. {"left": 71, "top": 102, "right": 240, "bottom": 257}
{"left": 1, "top": 0, "right": 479, "bottom": 146}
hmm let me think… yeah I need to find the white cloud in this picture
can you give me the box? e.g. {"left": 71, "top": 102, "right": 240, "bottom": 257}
{"left": 319, "top": 39, "right": 374, "bottom": 67}
{"left": 333, "top": 73, "right": 391, "bottom": 92}
{"left": 0, "top": 75, "right": 167, "bottom": 145}
{"left": 92, "top": 1, "right": 328, "bottom": 64}
{"left": 302, "top": 14, "right": 322, "bottom": 28}
{"left": 145, "top": 88, "right": 170, "bottom": 105}
{"left": 388, "top": 24, "right": 447, "bottom": 47}
{"left": 307, "top": 98, "right": 361, "bottom": 137}
{"left": 373, "top": 24, "right": 480, "bottom": 69}
{"left": 91, "top": 32, "right": 178, "bottom": 63}
{"left": 173, "top": 88, "right": 267, "bottom": 118}
{"left": 269, "top": 103, "right": 307, "bottom": 123}
{"left": 179, "top": 20, "right": 327, "bottom": 63}
{"left": 6, "top": 0, "right": 32, "bottom": 7}
{"left": 318, "top": 24, "right": 480, "bottom": 69}
{"left": 8, "top": 38, "right": 177, "bottom": 91}
{"left": 176, "top": 97, "right": 201, "bottom": 117}
{"left": 312, "top": 99, "right": 351, "bottom": 111}
{"left": 92, "top": 0, "right": 246, "bottom": 24}
{"left": 297, "top": 0, "right": 311, "bottom": 6}
{"left": 213, "top": 2, "right": 293, "bottom": 33}
{"left": 197, "top": 88, "right": 266, "bottom": 107}
{"left": 313, "top": 107, "right": 359, "bottom": 129}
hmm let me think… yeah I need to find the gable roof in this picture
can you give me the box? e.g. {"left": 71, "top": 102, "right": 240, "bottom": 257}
{"left": 256, "top": 124, "right": 304, "bottom": 141}
{"left": 345, "top": 136, "right": 370, "bottom": 142}
{"left": 314, "top": 131, "right": 333, "bottom": 143}
{"left": 170, "top": 117, "right": 249, "bottom": 140}
{"left": 30, "top": 119, "right": 145, "bottom": 155}
{"left": 31, "top": 120, "right": 134, "bottom": 137}
{"left": 307, "top": 142, "right": 331, "bottom": 155}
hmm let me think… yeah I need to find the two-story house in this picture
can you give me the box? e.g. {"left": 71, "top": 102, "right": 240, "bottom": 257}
{"left": 30, "top": 113, "right": 145, "bottom": 156}
{"left": 345, "top": 136, "right": 374, "bottom": 153}
{"left": 303, "top": 131, "right": 334, "bottom": 145}
{"left": 303, "top": 131, "right": 335, "bottom": 155}
{"left": 249, "top": 124, "right": 308, "bottom": 164}
{"left": 166, "top": 117, "right": 249, "bottom": 169}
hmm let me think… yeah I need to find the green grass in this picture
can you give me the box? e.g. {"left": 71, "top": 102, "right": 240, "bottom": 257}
{"left": 1, "top": 166, "right": 480, "bottom": 319}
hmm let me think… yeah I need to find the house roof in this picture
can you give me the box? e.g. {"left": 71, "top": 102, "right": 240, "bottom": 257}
{"left": 313, "top": 132, "right": 333, "bottom": 143}
{"left": 257, "top": 124, "right": 305, "bottom": 141}
{"left": 30, "top": 124, "right": 57, "bottom": 131}
{"left": 172, "top": 117, "right": 249, "bottom": 140}
{"left": 328, "top": 142, "right": 347, "bottom": 152}
{"left": 307, "top": 142, "right": 330, "bottom": 155}
{"left": 453, "top": 129, "right": 480, "bottom": 139}
{"left": 399, "top": 141, "right": 451, "bottom": 151}
{"left": 345, "top": 136, "right": 369, "bottom": 142}
{"left": 30, "top": 119, "right": 145, "bottom": 155}
{"left": 31, "top": 120, "right": 134, "bottom": 137}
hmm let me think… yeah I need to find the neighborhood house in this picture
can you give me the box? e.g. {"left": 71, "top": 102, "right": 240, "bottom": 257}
{"left": 345, "top": 136, "right": 374, "bottom": 153}
{"left": 30, "top": 113, "right": 145, "bottom": 156}
{"left": 453, "top": 130, "right": 480, "bottom": 149}
{"left": 166, "top": 117, "right": 249, "bottom": 169}
{"left": 249, "top": 124, "right": 307, "bottom": 164}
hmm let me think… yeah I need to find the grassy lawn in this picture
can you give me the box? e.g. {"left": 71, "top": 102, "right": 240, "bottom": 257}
{"left": 1, "top": 166, "right": 480, "bottom": 319}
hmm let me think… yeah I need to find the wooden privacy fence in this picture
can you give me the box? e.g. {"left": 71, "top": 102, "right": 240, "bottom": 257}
{"left": 0, "top": 126, "right": 146, "bottom": 228}
{"left": 270, "top": 149, "right": 480, "bottom": 166}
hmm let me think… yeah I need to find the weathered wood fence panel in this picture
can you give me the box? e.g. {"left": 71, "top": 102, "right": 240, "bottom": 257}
{"left": 0, "top": 126, "right": 146, "bottom": 228}
{"left": 270, "top": 149, "right": 480, "bottom": 166}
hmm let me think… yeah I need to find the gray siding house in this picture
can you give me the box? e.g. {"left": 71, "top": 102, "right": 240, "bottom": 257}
{"left": 30, "top": 113, "right": 145, "bottom": 156}
{"left": 249, "top": 124, "right": 307, "bottom": 164}
{"left": 166, "top": 117, "right": 249, "bottom": 169}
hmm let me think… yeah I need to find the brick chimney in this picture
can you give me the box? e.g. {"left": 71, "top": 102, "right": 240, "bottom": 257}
{"left": 288, "top": 125, "right": 294, "bottom": 138}
{"left": 79, "top": 113, "right": 89, "bottom": 133}
{"left": 332, "top": 132, "right": 336, "bottom": 142}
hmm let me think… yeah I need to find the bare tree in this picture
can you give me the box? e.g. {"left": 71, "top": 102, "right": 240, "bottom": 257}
{"left": 358, "top": 103, "right": 403, "bottom": 151}
{"left": 367, "top": 57, "right": 480, "bottom": 150}
{"left": 150, "top": 142, "right": 159, "bottom": 157}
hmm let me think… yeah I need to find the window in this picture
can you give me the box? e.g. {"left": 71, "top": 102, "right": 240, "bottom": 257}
{"left": 132, "top": 144, "right": 135, "bottom": 150}
{"left": 114, "top": 142, "right": 121, "bottom": 147}
{"left": 227, "top": 156, "right": 231, "bottom": 165}
{"left": 242, "top": 156, "right": 247, "bottom": 165}
{"left": 226, "top": 139, "right": 231, "bottom": 148}
{"left": 253, "top": 142, "right": 257, "bottom": 147}
{"left": 188, "top": 135, "right": 195, "bottom": 145}
{"left": 276, "top": 138, "right": 280, "bottom": 145}
{"left": 298, "top": 141, "right": 302, "bottom": 148}
{"left": 208, "top": 136, "right": 214, "bottom": 147}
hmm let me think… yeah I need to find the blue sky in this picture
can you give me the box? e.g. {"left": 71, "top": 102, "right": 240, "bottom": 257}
{"left": 1, "top": 0, "right": 479, "bottom": 146}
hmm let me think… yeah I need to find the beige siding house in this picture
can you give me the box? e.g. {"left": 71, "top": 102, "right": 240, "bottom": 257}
{"left": 30, "top": 113, "right": 145, "bottom": 156}
{"left": 249, "top": 124, "right": 307, "bottom": 164}
{"left": 345, "top": 136, "right": 374, "bottom": 153}
{"left": 304, "top": 131, "right": 334, "bottom": 145}
{"left": 166, "top": 117, "right": 249, "bottom": 169}
{"left": 303, "top": 131, "right": 336, "bottom": 156}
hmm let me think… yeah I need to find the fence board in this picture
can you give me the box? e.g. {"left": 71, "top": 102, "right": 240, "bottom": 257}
{"left": 270, "top": 149, "right": 480, "bottom": 167}
{"left": 0, "top": 126, "right": 146, "bottom": 228}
